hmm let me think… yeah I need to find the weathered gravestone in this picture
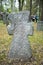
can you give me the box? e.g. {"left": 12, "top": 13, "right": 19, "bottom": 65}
{"left": 37, "top": 21, "right": 43, "bottom": 31}
{"left": 6, "top": 11, "right": 34, "bottom": 61}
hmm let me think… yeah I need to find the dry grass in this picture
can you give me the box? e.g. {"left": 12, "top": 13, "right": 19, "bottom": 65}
{"left": 0, "top": 21, "right": 43, "bottom": 65}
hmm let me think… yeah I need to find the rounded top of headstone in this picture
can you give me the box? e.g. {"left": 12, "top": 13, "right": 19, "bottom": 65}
{"left": 7, "top": 10, "right": 30, "bottom": 23}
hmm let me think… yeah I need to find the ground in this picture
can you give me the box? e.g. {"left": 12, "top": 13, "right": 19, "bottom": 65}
{"left": 0, "top": 20, "right": 43, "bottom": 65}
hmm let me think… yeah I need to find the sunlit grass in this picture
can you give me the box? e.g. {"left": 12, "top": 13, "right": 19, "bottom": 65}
{"left": 0, "top": 21, "right": 12, "bottom": 51}
{"left": 28, "top": 22, "right": 43, "bottom": 44}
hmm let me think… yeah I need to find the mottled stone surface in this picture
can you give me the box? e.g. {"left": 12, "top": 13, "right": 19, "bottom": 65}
{"left": 7, "top": 11, "right": 34, "bottom": 61}
{"left": 37, "top": 21, "right": 43, "bottom": 31}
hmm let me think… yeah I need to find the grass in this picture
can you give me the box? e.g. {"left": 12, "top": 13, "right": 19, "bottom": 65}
{"left": 0, "top": 21, "right": 43, "bottom": 65}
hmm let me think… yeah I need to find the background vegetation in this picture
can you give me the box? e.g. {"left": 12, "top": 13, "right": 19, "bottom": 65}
{"left": 0, "top": 0, "right": 43, "bottom": 20}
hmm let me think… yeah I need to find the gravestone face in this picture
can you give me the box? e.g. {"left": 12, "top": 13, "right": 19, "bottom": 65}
{"left": 37, "top": 21, "right": 43, "bottom": 31}
{"left": 7, "top": 11, "right": 34, "bottom": 61}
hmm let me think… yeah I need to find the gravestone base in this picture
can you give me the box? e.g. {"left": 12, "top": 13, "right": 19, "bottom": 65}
{"left": 37, "top": 21, "right": 43, "bottom": 31}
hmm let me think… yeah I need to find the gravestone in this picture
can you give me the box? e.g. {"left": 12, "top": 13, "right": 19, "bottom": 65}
{"left": 6, "top": 11, "right": 34, "bottom": 61}
{"left": 37, "top": 21, "right": 43, "bottom": 31}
